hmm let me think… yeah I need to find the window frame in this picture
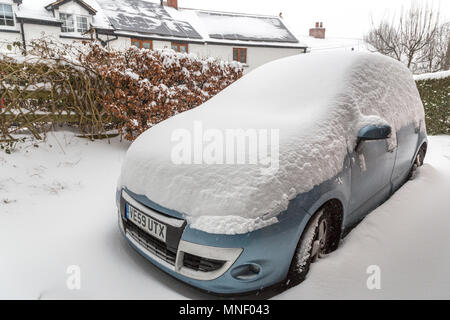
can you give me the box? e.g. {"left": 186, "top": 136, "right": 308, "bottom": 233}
{"left": 0, "top": 3, "right": 15, "bottom": 28}
{"left": 233, "top": 47, "right": 247, "bottom": 64}
{"left": 60, "top": 12, "right": 90, "bottom": 34}
{"left": 171, "top": 42, "right": 189, "bottom": 53}
{"left": 76, "top": 15, "right": 88, "bottom": 33}
{"left": 131, "top": 38, "right": 153, "bottom": 50}
{"left": 60, "top": 13, "right": 75, "bottom": 33}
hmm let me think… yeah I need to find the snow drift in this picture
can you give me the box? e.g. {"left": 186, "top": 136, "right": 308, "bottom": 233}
{"left": 119, "top": 52, "right": 425, "bottom": 234}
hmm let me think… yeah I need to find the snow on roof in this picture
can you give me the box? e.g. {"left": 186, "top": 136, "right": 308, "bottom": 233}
{"left": 194, "top": 11, "right": 298, "bottom": 43}
{"left": 97, "top": 0, "right": 302, "bottom": 45}
{"left": 16, "top": 0, "right": 60, "bottom": 22}
{"left": 165, "top": 6, "right": 305, "bottom": 47}
{"left": 14, "top": 0, "right": 303, "bottom": 46}
{"left": 96, "top": 0, "right": 202, "bottom": 39}
{"left": 414, "top": 70, "right": 450, "bottom": 81}
{"left": 15, "top": 0, "right": 111, "bottom": 28}
{"left": 119, "top": 52, "right": 424, "bottom": 233}
{"left": 83, "top": 0, "right": 113, "bottom": 28}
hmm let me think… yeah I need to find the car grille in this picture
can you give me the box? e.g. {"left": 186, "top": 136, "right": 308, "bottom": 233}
{"left": 124, "top": 220, "right": 176, "bottom": 266}
{"left": 183, "top": 252, "right": 226, "bottom": 272}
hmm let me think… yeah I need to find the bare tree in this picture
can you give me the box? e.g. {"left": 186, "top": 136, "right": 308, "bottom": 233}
{"left": 440, "top": 23, "right": 450, "bottom": 70}
{"left": 365, "top": 1, "right": 448, "bottom": 74}
{"left": 416, "top": 22, "right": 450, "bottom": 72}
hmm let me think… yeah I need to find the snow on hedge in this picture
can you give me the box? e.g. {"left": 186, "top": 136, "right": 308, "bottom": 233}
{"left": 413, "top": 70, "right": 450, "bottom": 81}
{"left": 119, "top": 52, "right": 425, "bottom": 234}
{"left": 1, "top": 41, "right": 243, "bottom": 142}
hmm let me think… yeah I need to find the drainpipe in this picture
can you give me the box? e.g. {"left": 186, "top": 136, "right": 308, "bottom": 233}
{"left": 20, "top": 20, "right": 26, "bottom": 54}
{"left": 95, "top": 32, "right": 118, "bottom": 47}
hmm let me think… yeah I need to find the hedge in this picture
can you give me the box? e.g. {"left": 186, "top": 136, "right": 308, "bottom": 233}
{"left": 0, "top": 40, "right": 243, "bottom": 144}
{"left": 415, "top": 72, "right": 450, "bottom": 135}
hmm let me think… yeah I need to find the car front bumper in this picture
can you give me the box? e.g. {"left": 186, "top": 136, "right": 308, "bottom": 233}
{"left": 117, "top": 189, "right": 310, "bottom": 295}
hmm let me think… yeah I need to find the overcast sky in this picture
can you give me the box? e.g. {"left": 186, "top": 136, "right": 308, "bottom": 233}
{"left": 175, "top": 0, "right": 449, "bottom": 40}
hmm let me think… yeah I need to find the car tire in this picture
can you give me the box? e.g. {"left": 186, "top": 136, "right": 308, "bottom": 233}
{"left": 285, "top": 209, "right": 332, "bottom": 288}
{"left": 409, "top": 145, "right": 426, "bottom": 180}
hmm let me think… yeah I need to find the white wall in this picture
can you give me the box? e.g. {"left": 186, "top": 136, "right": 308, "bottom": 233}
{"left": 22, "top": 24, "right": 60, "bottom": 43}
{"left": 183, "top": 42, "right": 303, "bottom": 72}
{"left": 106, "top": 37, "right": 303, "bottom": 72}
{"left": 105, "top": 36, "right": 129, "bottom": 51}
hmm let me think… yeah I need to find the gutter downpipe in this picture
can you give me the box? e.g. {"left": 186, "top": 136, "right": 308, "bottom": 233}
{"left": 95, "top": 31, "right": 118, "bottom": 47}
{"left": 20, "top": 20, "right": 26, "bottom": 54}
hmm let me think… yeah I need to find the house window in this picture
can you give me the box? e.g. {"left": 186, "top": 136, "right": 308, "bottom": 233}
{"left": 131, "top": 38, "right": 153, "bottom": 50}
{"left": 60, "top": 13, "right": 89, "bottom": 33}
{"left": 60, "top": 13, "right": 75, "bottom": 32}
{"left": 233, "top": 48, "right": 247, "bottom": 63}
{"left": 76, "top": 16, "right": 88, "bottom": 33}
{"left": 171, "top": 42, "right": 188, "bottom": 53}
{"left": 0, "top": 3, "right": 14, "bottom": 27}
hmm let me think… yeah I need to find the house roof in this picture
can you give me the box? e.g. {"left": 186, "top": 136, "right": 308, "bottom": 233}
{"left": 45, "top": 0, "right": 97, "bottom": 15}
{"left": 95, "top": 0, "right": 304, "bottom": 47}
{"left": 16, "top": 0, "right": 107, "bottom": 25}
{"left": 195, "top": 11, "right": 299, "bottom": 43}
{"left": 14, "top": 0, "right": 306, "bottom": 48}
{"left": 97, "top": 0, "right": 201, "bottom": 39}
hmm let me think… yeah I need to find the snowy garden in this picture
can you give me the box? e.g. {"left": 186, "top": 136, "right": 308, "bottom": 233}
{"left": 0, "top": 132, "right": 449, "bottom": 299}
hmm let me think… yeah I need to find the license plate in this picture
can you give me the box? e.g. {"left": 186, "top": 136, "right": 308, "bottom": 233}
{"left": 126, "top": 204, "right": 167, "bottom": 242}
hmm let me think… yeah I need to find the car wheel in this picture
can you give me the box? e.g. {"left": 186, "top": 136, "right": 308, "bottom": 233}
{"left": 285, "top": 209, "right": 332, "bottom": 288}
{"left": 409, "top": 145, "right": 426, "bottom": 180}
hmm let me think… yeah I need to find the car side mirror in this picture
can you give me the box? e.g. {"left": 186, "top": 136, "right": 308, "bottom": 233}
{"left": 358, "top": 124, "right": 391, "bottom": 141}
{"left": 356, "top": 124, "right": 392, "bottom": 151}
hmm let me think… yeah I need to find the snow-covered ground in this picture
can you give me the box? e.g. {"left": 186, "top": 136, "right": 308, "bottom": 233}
{"left": 0, "top": 131, "right": 449, "bottom": 299}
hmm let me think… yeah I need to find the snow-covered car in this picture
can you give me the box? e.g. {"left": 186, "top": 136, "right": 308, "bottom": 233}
{"left": 115, "top": 52, "right": 427, "bottom": 295}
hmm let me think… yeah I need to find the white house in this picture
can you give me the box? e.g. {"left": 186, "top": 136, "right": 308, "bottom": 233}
{"left": 0, "top": 0, "right": 307, "bottom": 71}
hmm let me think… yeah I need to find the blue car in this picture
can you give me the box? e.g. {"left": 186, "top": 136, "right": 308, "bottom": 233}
{"left": 116, "top": 52, "right": 427, "bottom": 295}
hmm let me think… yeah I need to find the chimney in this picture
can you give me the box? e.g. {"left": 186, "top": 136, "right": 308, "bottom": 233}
{"left": 309, "top": 21, "right": 326, "bottom": 39}
{"left": 167, "top": 0, "right": 178, "bottom": 9}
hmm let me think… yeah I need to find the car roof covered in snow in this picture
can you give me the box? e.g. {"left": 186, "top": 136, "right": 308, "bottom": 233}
{"left": 119, "top": 52, "right": 424, "bottom": 234}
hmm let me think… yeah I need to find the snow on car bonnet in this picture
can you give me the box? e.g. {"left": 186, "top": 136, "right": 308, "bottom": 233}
{"left": 119, "top": 52, "right": 424, "bottom": 234}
